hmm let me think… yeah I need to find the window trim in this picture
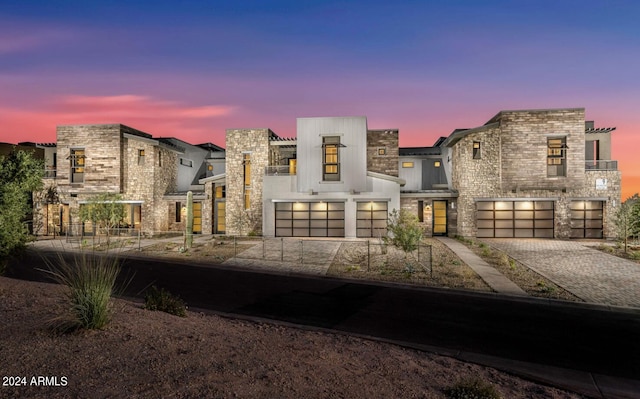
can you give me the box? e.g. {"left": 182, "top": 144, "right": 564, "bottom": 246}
{"left": 69, "top": 148, "right": 85, "bottom": 183}
{"left": 473, "top": 141, "right": 482, "bottom": 159}
{"left": 243, "top": 153, "right": 251, "bottom": 209}
{"left": 322, "top": 136, "right": 341, "bottom": 182}
{"left": 547, "top": 136, "right": 567, "bottom": 177}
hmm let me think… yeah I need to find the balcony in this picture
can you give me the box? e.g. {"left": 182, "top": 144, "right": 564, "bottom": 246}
{"left": 44, "top": 167, "right": 57, "bottom": 178}
{"left": 585, "top": 160, "right": 617, "bottom": 171}
{"left": 265, "top": 165, "right": 296, "bottom": 176}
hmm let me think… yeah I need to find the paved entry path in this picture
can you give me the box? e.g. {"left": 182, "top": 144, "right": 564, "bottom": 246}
{"left": 483, "top": 239, "right": 640, "bottom": 308}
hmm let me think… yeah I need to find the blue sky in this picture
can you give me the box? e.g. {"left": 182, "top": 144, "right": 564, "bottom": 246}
{"left": 1, "top": 0, "right": 639, "bottom": 196}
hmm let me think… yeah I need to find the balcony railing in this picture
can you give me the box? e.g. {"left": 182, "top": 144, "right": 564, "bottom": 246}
{"left": 44, "top": 167, "right": 57, "bottom": 178}
{"left": 265, "top": 165, "right": 296, "bottom": 176}
{"left": 585, "top": 160, "right": 617, "bottom": 171}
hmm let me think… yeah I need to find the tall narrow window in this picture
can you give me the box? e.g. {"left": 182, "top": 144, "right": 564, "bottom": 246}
{"left": 473, "top": 141, "right": 481, "bottom": 159}
{"left": 175, "top": 202, "right": 182, "bottom": 223}
{"left": 138, "top": 149, "right": 145, "bottom": 165}
{"left": 158, "top": 151, "right": 162, "bottom": 167}
{"left": 322, "top": 136, "right": 340, "bottom": 181}
{"left": 70, "top": 148, "right": 85, "bottom": 183}
{"left": 547, "top": 137, "right": 567, "bottom": 177}
{"left": 243, "top": 153, "right": 251, "bottom": 209}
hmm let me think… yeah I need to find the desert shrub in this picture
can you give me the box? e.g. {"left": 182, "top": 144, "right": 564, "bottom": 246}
{"left": 386, "top": 209, "right": 423, "bottom": 257}
{"left": 40, "top": 251, "right": 121, "bottom": 331}
{"left": 144, "top": 286, "right": 187, "bottom": 317}
{"left": 445, "top": 377, "right": 502, "bottom": 399}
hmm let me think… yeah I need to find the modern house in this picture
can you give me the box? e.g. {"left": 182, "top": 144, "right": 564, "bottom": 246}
{"left": 200, "top": 117, "right": 405, "bottom": 238}
{"left": 28, "top": 107, "right": 620, "bottom": 239}
{"left": 28, "top": 124, "right": 226, "bottom": 237}
{"left": 397, "top": 108, "right": 620, "bottom": 239}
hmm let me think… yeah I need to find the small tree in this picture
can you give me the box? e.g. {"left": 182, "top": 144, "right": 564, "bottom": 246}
{"left": 0, "top": 149, "right": 44, "bottom": 262}
{"left": 614, "top": 196, "right": 637, "bottom": 252}
{"left": 79, "top": 193, "right": 126, "bottom": 245}
{"left": 386, "top": 208, "right": 423, "bottom": 260}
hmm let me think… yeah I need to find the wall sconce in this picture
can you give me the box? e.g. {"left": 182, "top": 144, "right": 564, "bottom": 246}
{"left": 425, "top": 205, "right": 432, "bottom": 211}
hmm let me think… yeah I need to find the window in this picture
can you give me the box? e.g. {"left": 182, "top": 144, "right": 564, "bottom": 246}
{"left": 378, "top": 148, "right": 386, "bottom": 155}
{"left": 434, "top": 161, "right": 441, "bottom": 167}
{"left": 158, "top": 151, "right": 162, "bottom": 167}
{"left": 215, "top": 185, "right": 225, "bottom": 198}
{"left": 138, "top": 149, "right": 145, "bottom": 165}
{"left": 70, "top": 148, "right": 85, "bottom": 183}
{"left": 243, "top": 153, "right": 251, "bottom": 209}
{"left": 402, "top": 161, "right": 414, "bottom": 168}
{"left": 547, "top": 137, "right": 567, "bottom": 177}
{"left": 322, "top": 136, "right": 340, "bottom": 181}
{"left": 207, "top": 164, "right": 213, "bottom": 171}
{"left": 473, "top": 141, "right": 481, "bottom": 159}
{"left": 175, "top": 202, "right": 182, "bottom": 223}
{"left": 180, "top": 158, "right": 193, "bottom": 167}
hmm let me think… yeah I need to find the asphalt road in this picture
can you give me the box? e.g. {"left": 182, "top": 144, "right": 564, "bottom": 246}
{"left": 6, "top": 249, "right": 640, "bottom": 381}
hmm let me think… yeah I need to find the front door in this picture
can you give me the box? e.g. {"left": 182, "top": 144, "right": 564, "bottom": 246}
{"left": 433, "top": 200, "right": 447, "bottom": 236}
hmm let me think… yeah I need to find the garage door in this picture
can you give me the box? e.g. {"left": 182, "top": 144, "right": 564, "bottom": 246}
{"left": 570, "top": 201, "right": 603, "bottom": 238}
{"left": 356, "top": 201, "right": 388, "bottom": 237}
{"left": 275, "top": 202, "right": 345, "bottom": 237}
{"left": 476, "top": 201, "right": 554, "bottom": 238}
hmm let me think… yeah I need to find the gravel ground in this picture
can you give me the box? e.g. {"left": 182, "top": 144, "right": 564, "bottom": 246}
{"left": 0, "top": 276, "right": 584, "bottom": 399}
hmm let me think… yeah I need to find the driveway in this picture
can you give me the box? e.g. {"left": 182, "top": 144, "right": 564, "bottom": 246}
{"left": 482, "top": 239, "right": 640, "bottom": 308}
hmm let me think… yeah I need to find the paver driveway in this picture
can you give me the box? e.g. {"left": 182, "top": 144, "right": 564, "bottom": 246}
{"left": 483, "top": 239, "right": 640, "bottom": 308}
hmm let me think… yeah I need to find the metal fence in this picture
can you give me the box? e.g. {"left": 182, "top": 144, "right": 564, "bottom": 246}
{"left": 228, "top": 237, "right": 432, "bottom": 274}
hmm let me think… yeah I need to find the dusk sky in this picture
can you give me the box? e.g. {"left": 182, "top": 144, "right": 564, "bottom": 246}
{"left": 1, "top": 0, "right": 638, "bottom": 198}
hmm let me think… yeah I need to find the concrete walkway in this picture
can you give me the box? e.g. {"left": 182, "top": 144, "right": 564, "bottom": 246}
{"left": 482, "top": 239, "right": 640, "bottom": 308}
{"left": 437, "top": 237, "right": 528, "bottom": 296}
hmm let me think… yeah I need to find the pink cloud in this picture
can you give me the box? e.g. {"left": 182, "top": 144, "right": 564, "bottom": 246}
{"left": 0, "top": 94, "right": 236, "bottom": 144}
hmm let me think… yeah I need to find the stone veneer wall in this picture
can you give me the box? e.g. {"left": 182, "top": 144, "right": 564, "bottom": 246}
{"left": 53, "top": 124, "right": 178, "bottom": 235}
{"left": 225, "top": 129, "right": 271, "bottom": 235}
{"left": 499, "top": 109, "right": 585, "bottom": 192}
{"left": 452, "top": 109, "right": 620, "bottom": 239}
{"left": 400, "top": 198, "right": 433, "bottom": 236}
{"left": 367, "top": 130, "right": 399, "bottom": 176}
{"left": 452, "top": 125, "right": 502, "bottom": 237}
{"left": 123, "top": 137, "right": 178, "bottom": 234}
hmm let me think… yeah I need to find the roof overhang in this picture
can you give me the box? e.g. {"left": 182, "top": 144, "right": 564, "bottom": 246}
{"left": 367, "top": 171, "right": 406, "bottom": 186}
{"left": 199, "top": 173, "right": 226, "bottom": 185}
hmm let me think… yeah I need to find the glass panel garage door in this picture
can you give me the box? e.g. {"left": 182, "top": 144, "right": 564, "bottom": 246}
{"left": 476, "top": 201, "right": 554, "bottom": 238}
{"left": 275, "top": 202, "right": 345, "bottom": 237}
{"left": 356, "top": 201, "right": 388, "bottom": 237}
{"left": 570, "top": 201, "right": 603, "bottom": 238}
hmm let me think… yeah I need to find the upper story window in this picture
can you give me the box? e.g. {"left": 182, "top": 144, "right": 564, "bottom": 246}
{"left": 180, "top": 158, "right": 193, "bottom": 167}
{"left": 378, "top": 147, "right": 386, "bottom": 156}
{"left": 402, "top": 161, "right": 414, "bottom": 168}
{"left": 158, "top": 151, "right": 163, "bottom": 167}
{"left": 243, "top": 153, "right": 251, "bottom": 209}
{"left": 322, "top": 136, "right": 340, "bottom": 181}
{"left": 69, "top": 148, "right": 85, "bottom": 183}
{"left": 138, "top": 149, "right": 145, "bottom": 165}
{"left": 473, "top": 141, "right": 482, "bottom": 159}
{"left": 547, "top": 137, "right": 567, "bottom": 177}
